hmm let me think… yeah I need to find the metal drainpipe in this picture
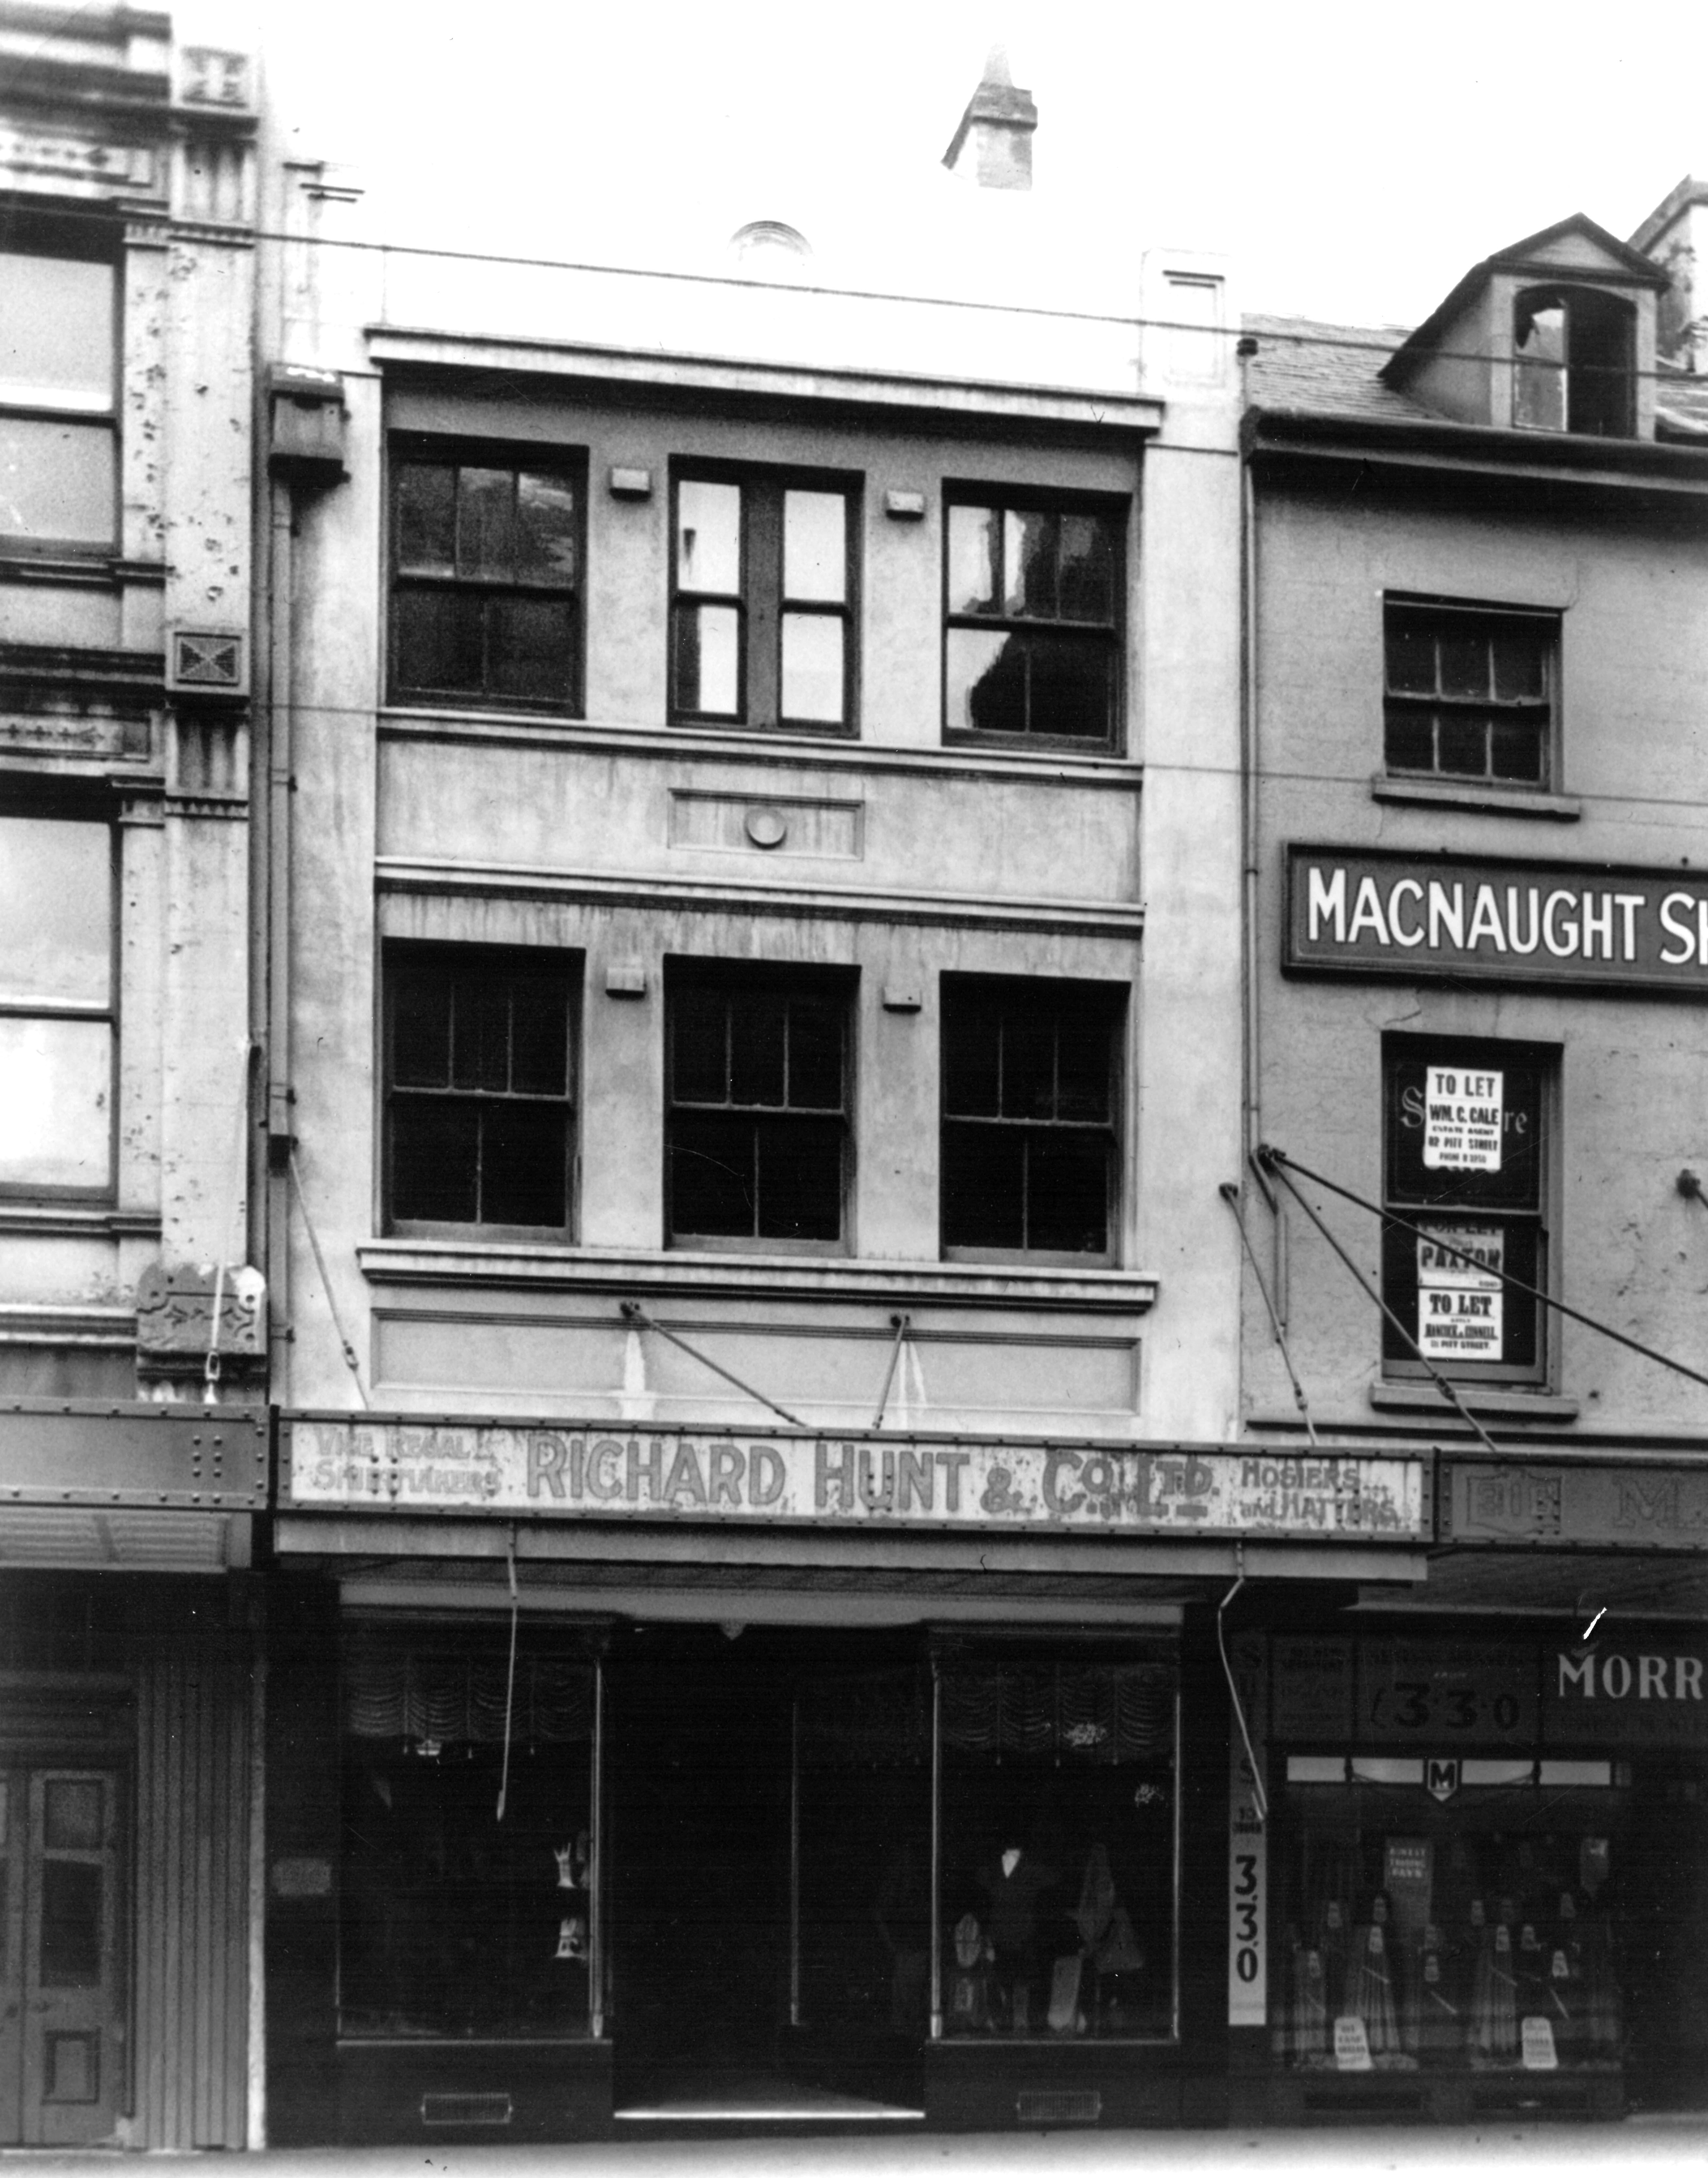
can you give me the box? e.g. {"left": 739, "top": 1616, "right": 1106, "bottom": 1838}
{"left": 265, "top": 478, "right": 295, "bottom": 1397}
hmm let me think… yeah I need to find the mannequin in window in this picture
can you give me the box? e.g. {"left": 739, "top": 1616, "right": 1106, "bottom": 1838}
{"left": 977, "top": 1844, "right": 1061, "bottom": 2032}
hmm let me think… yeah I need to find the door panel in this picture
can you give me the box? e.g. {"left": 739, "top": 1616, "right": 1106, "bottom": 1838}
{"left": 0, "top": 1777, "right": 21, "bottom": 2142}
{"left": 18, "top": 1771, "right": 124, "bottom": 2145}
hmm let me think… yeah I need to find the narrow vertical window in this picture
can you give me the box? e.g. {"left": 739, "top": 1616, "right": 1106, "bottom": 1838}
{"left": 0, "top": 815, "right": 115, "bottom": 1195}
{"left": 0, "top": 227, "right": 118, "bottom": 552}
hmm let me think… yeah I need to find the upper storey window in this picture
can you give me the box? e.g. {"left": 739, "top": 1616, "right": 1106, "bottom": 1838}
{"left": 0, "top": 226, "right": 118, "bottom": 553}
{"left": 1513, "top": 286, "right": 1635, "bottom": 438}
{"left": 944, "top": 493, "right": 1122, "bottom": 749}
{"left": 390, "top": 442, "right": 584, "bottom": 710}
{"left": 1384, "top": 599, "right": 1556, "bottom": 789}
{"left": 671, "top": 472, "right": 856, "bottom": 732}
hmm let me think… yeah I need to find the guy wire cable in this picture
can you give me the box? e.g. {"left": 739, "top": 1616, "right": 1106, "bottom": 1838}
{"left": 619, "top": 1300, "right": 804, "bottom": 1428}
{"left": 1262, "top": 1145, "right": 1708, "bottom": 1400}
{"left": 1217, "top": 1568, "right": 1267, "bottom": 1827}
{"left": 1257, "top": 1150, "right": 1506, "bottom": 1461}
{"left": 1220, "top": 1182, "right": 1318, "bottom": 1446}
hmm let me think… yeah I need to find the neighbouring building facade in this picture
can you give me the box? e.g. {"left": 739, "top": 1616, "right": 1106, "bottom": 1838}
{"left": 1235, "top": 198, "right": 1708, "bottom": 2124}
{"left": 0, "top": 1, "right": 265, "bottom": 2151}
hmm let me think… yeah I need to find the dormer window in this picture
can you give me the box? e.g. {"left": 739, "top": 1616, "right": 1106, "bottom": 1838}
{"left": 1513, "top": 286, "right": 1635, "bottom": 438}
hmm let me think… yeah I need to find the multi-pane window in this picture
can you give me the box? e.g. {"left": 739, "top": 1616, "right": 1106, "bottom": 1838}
{"left": 1513, "top": 284, "right": 1635, "bottom": 439}
{"left": 941, "top": 980, "right": 1120, "bottom": 1260}
{"left": 385, "top": 945, "right": 577, "bottom": 1233}
{"left": 390, "top": 443, "right": 583, "bottom": 708}
{"left": 0, "top": 228, "right": 118, "bottom": 552}
{"left": 671, "top": 473, "right": 855, "bottom": 730}
{"left": 666, "top": 972, "right": 850, "bottom": 1247}
{"left": 1381, "top": 1040, "right": 1550, "bottom": 1382}
{"left": 944, "top": 495, "right": 1121, "bottom": 746}
{"left": 0, "top": 815, "right": 114, "bottom": 1196}
{"left": 1383, "top": 601, "right": 1556, "bottom": 788}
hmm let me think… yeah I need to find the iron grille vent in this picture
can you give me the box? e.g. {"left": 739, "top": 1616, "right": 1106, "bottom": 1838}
{"left": 421, "top": 2093, "right": 513, "bottom": 2127}
{"left": 168, "top": 628, "right": 247, "bottom": 694}
{"left": 1016, "top": 2090, "right": 1100, "bottom": 2127}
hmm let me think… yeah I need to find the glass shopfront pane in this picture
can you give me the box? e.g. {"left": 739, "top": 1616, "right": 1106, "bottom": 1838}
{"left": 938, "top": 1660, "right": 1177, "bottom": 2039}
{"left": 0, "top": 417, "right": 114, "bottom": 544}
{"left": 0, "top": 1017, "right": 112, "bottom": 1191}
{"left": 0, "top": 817, "right": 111, "bottom": 1007}
{"left": 340, "top": 1639, "right": 597, "bottom": 2040}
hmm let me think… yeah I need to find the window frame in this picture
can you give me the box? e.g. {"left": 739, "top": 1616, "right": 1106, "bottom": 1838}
{"left": 1382, "top": 595, "right": 1560, "bottom": 794}
{"left": 667, "top": 462, "right": 860, "bottom": 737}
{"left": 381, "top": 940, "right": 581, "bottom": 1242}
{"left": 0, "top": 801, "right": 119, "bottom": 1203}
{"left": 1512, "top": 283, "right": 1637, "bottom": 440}
{"left": 386, "top": 434, "right": 588, "bottom": 715}
{"left": 941, "top": 486, "right": 1127, "bottom": 754}
{"left": 939, "top": 975, "right": 1125, "bottom": 1268}
{"left": 663, "top": 960, "right": 855, "bottom": 1255}
{"left": 1380, "top": 1034, "right": 1556, "bottom": 1389}
{"left": 0, "top": 215, "right": 121, "bottom": 559}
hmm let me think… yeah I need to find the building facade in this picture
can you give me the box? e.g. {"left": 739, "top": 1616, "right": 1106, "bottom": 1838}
{"left": 0, "top": 1, "right": 264, "bottom": 2150}
{"left": 1236, "top": 201, "right": 1708, "bottom": 2123}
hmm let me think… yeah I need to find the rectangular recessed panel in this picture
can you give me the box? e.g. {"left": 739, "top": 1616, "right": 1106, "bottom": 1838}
{"left": 1016, "top": 2090, "right": 1100, "bottom": 2126}
{"left": 1350, "top": 1756, "right": 1423, "bottom": 1785}
{"left": 421, "top": 2092, "right": 512, "bottom": 2127}
{"left": 1537, "top": 1760, "right": 1612, "bottom": 1787}
{"left": 44, "top": 2033, "right": 98, "bottom": 2103}
{"left": 1287, "top": 1755, "right": 1348, "bottom": 1783}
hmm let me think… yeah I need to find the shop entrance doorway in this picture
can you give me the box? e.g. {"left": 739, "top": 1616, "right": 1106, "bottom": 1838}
{"left": 0, "top": 1768, "right": 126, "bottom": 2146}
{"left": 609, "top": 1625, "right": 928, "bottom": 2121}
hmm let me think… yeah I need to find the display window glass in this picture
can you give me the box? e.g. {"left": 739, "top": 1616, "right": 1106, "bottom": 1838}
{"left": 339, "top": 1631, "right": 597, "bottom": 2040}
{"left": 936, "top": 1656, "right": 1177, "bottom": 2040}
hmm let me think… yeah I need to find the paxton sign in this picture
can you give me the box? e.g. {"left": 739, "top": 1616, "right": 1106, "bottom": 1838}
{"left": 1285, "top": 845, "right": 1708, "bottom": 995}
{"left": 286, "top": 1420, "right": 1425, "bottom": 1540}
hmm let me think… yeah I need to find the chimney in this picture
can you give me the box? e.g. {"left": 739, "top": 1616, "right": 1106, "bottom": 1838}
{"left": 942, "top": 45, "right": 1037, "bottom": 192}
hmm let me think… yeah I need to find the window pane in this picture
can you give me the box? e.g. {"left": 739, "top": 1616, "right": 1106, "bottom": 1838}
{"left": 515, "top": 471, "right": 578, "bottom": 582}
{"left": 394, "top": 587, "right": 484, "bottom": 693}
{"left": 0, "top": 418, "right": 114, "bottom": 544}
{"left": 671, "top": 1113, "right": 756, "bottom": 1235}
{"left": 392, "top": 971, "right": 452, "bottom": 1087}
{"left": 0, "top": 1018, "right": 110, "bottom": 1189}
{"left": 787, "top": 1001, "right": 844, "bottom": 1111}
{"left": 509, "top": 977, "right": 570, "bottom": 1096}
{"left": 39, "top": 1860, "right": 102, "bottom": 1988}
{"left": 1514, "top": 301, "right": 1567, "bottom": 431}
{"left": 1490, "top": 719, "right": 1545, "bottom": 783}
{"left": 942, "top": 1122, "right": 1024, "bottom": 1248}
{"left": 0, "top": 254, "right": 113, "bottom": 407}
{"left": 1436, "top": 715, "right": 1488, "bottom": 776}
{"left": 43, "top": 1779, "right": 102, "bottom": 1851}
{"left": 487, "top": 595, "right": 574, "bottom": 703}
{"left": 1384, "top": 705, "right": 1435, "bottom": 773}
{"left": 480, "top": 1103, "right": 567, "bottom": 1226}
{"left": 1001, "top": 1012, "right": 1055, "bottom": 1118}
{"left": 1491, "top": 624, "right": 1546, "bottom": 701}
{"left": 729, "top": 992, "right": 787, "bottom": 1107}
{"left": 1386, "top": 624, "right": 1436, "bottom": 695}
{"left": 1056, "top": 1012, "right": 1112, "bottom": 1121}
{"left": 1027, "top": 1130, "right": 1110, "bottom": 1252}
{"left": 395, "top": 464, "right": 456, "bottom": 574}
{"left": 948, "top": 628, "right": 1026, "bottom": 735}
{"left": 677, "top": 480, "right": 742, "bottom": 595}
{"left": 457, "top": 467, "right": 516, "bottom": 579}
{"left": 757, "top": 1117, "right": 842, "bottom": 1241}
{"left": 0, "top": 818, "right": 110, "bottom": 1006}
{"left": 1057, "top": 513, "right": 1115, "bottom": 623}
{"left": 451, "top": 976, "right": 509, "bottom": 1092}
{"left": 391, "top": 1099, "right": 480, "bottom": 1223}
{"left": 672, "top": 989, "right": 728, "bottom": 1104}
{"left": 1387, "top": 1057, "right": 1543, "bottom": 1211}
{"left": 783, "top": 490, "right": 846, "bottom": 602}
{"left": 943, "top": 1003, "right": 1000, "bottom": 1117}
{"left": 1004, "top": 508, "right": 1058, "bottom": 618}
{"left": 1027, "top": 634, "right": 1113, "bottom": 740}
{"left": 1436, "top": 628, "right": 1488, "bottom": 700}
{"left": 781, "top": 612, "right": 844, "bottom": 722}
{"left": 674, "top": 602, "right": 741, "bottom": 714}
{"left": 947, "top": 504, "right": 997, "bottom": 615}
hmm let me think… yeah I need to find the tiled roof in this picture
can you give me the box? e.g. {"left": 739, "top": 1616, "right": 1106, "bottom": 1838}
{"left": 1242, "top": 313, "right": 1437, "bottom": 421}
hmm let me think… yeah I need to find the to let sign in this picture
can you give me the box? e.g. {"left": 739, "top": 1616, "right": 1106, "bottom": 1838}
{"left": 286, "top": 1421, "right": 1426, "bottom": 1540}
{"left": 1285, "top": 845, "right": 1708, "bottom": 996}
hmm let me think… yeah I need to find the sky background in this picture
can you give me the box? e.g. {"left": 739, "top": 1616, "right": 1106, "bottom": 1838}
{"left": 214, "top": 0, "right": 1708, "bottom": 329}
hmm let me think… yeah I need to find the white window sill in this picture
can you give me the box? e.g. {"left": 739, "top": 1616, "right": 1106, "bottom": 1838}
{"left": 1371, "top": 774, "right": 1581, "bottom": 822}
{"left": 1368, "top": 1382, "right": 1579, "bottom": 1422}
{"left": 356, "top": 1239, "right": 1158, "bottom": 1314}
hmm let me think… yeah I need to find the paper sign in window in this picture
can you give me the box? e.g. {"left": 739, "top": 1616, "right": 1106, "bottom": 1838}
{"left": 1422, "top": 1067, "right": 1503, "bottom": 1171}
{"left": 1417, "top": 1221, "right": 1504, "bottom": 1362}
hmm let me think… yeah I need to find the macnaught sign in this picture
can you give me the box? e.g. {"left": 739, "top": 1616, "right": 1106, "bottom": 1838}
{"left": 1285, "top": 844, "right": 1708, "bottom": 995}
{"left": 286, "top": 1419, "right": 1427, "bottom": 1540}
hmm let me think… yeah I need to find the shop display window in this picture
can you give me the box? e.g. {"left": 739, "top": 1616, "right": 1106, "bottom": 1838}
{"left": 1272, "top": 1770, "right": 1628, "bottom": 2075}
{"left": 937, "top": 1657, "right": 1177, "bottom": 2040}
{"left": 340, "top": 1634, "right": 596, "bottom": 2040}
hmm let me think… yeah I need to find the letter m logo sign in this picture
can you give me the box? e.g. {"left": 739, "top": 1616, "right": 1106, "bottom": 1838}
{"left": 1426, "top": 1758, "right": 1461, "bottom": 1803}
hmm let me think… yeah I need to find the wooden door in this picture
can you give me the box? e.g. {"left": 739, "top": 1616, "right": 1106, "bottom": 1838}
{"left": 6, "top": 1771, "right": 126, "bottom": 2145}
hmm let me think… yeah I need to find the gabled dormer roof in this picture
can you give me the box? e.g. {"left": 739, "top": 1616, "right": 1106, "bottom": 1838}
{"left": 1380, "top": 212, "right": 1668, "bottom": 387}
